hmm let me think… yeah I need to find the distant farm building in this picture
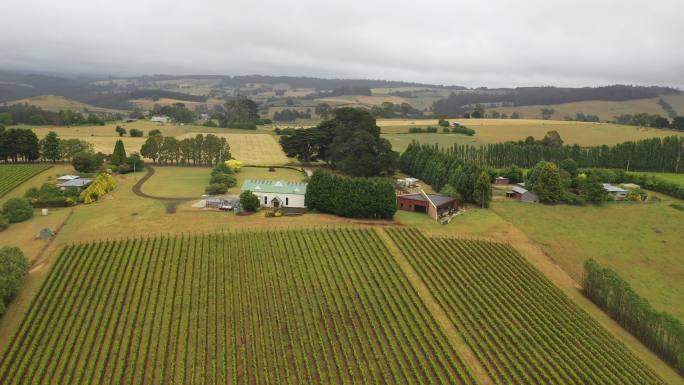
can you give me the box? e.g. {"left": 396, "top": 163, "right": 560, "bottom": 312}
{"left": 396, "top": 177, "right": 419, "bottom": 188}
{"left": 57, "top": 176, "right": 92, "bottom": 190}
{"left": 151, "top": 115, "right": 171, "bottom": 123}
{"left": 603, "top": 184, "right": 628, "bottom": 200}
{"left": 506, "top": 186, "right": 539, "bottom": 203}
{"left": 241, "top": 180, "right": 307, "bottom": 209}
{"left": 494, "top": 176, "right": 510, "bottom": 185}
{"left": 397, "top": 191, "right": 458, "bottom": 220}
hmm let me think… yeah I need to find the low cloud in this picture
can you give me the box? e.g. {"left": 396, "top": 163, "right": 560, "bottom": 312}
{"left": 1, "top": 0, "right": 682, "bottom": 87}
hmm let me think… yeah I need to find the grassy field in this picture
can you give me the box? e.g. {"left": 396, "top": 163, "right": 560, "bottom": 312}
{"left": 382, "top": 132, "right": 482, "bottom": 152}
{"left": 0, "top": 164, "right": 52, "bottom": 198}
{"left": 492, "top": 98, "right": 667, "bottom": 121}
{"left": 176, "top": 133, "right": 290, "bottom": 165}
{"left": 641, "top": 172, "right": 684, "bottom": 185}
{"left": 140, "top": 166, "right": 306, "bottom": 198}
{"left": 0, "top": 229, "right": 477, "bottom": 385}
{"left": 3, "top": 95, "right": 126, "bottom": 114}
{"left": 387, "top": 228, "right": 665, "bottom": 385}
{"left": 490, "top": 199, "right": 684, "bottom": 321}
{"left": 23, "top": 121, "right": 287, "bottom": 163}
{"left": 141, "top": 166, "right": 211, "bottom": 197}
{"left": 129, "top": 97, "right": 225, "bottom": 110}
{"left": 661, "top": 94, "right": 684, "bottom": 116}
{"left": 377, "top": 118, "right": 684, "bottom": 147}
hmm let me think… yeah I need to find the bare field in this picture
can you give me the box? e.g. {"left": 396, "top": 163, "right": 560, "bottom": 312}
{"left": 176, "top": 132, "right": 290, "bottom": 165}
{"left": 377, "top": 118, "right": 684, "bottom": 146}
{"left": 315, "top": 94, "right": 410, "bottom": 107}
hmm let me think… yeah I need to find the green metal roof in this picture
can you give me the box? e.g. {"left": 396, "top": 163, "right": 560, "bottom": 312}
{"left": 240, "top": 179, "right": 307, "bottom": 195}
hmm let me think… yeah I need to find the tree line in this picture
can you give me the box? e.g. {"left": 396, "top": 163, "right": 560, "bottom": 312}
{"left": 305, "top": 170, "right": 396, "bottom": 219}
{"left": 0, "top": 103, "right": 108, "bottom": 126}
{"left": 438, "top": 135, "right": 684, "bottom": 173}
{"left": 140, "top": 132, "right": 231, "bottom": 166}
{"left": 279, "top": 107, "right": 398, "bottom": 177}
{"left": 432, "top": 85, "right": 678, "bottom": 116}
{"left": 399, "top": 143, "right": 492, "bottom": 207}
{"left": 583, "top": 259, "right": 683, "bottom": 373}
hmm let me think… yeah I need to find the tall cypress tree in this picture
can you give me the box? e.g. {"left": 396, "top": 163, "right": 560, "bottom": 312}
{"left": 111, "top": 139, "right": 127, "bottom": 165}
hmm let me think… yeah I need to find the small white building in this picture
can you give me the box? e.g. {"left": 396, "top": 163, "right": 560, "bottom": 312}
{"left": 57, "top": 175, "right": 80, "bottom": 183}
{"left": 151, "top": 115, "right": 171, "bottom": 123}
{"left": 240, "top": 180, "right": 307, "bottom": 208}
{"left": 603, "top": 183, "right": 628, "bottom": 200}
{"left": 397, "top": 177, "right": 419, "bottom": 188}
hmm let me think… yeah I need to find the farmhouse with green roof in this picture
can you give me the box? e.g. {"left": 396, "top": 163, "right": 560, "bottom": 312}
{"left": 240, "top": 179, "right": 308, "bottom": 208}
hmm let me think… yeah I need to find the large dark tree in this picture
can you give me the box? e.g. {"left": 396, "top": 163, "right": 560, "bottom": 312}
{"left": 0, "top": 128, "right": 40, "bottom": 162}
{"left": 40, "top": 131, "right": 61, "bottom": 163}
{"left": 279, "top": 107, "right": 398, "bottom": 177}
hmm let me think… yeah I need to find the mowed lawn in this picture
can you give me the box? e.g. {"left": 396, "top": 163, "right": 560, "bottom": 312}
{"left": 176, "top": 133, "right": 290, "bottom": 165}
{"left": 641, "top": 172, "right": 684, "bottom": 185}
{"left": 490, "top": 199, "right": 684, "bottom": 321}
{"left": 377, "top": 118, "right": 684, "bottom": 147}
{"left": 140, "top": 166, "right": 211, "bottom": 197}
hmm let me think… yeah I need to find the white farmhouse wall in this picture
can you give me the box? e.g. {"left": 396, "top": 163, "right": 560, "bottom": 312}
{"left": 253, "top": 192, "right": 306, "bottom": 208}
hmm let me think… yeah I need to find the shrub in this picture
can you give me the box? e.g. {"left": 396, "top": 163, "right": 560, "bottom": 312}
{"left": 0, "top": 214, "right": 8, "bottom": 231}
{"left": 72, "top": 152, "right": 103, "bottom": 173}
{"left": 129, "top": 128, "right": 144, "bottom": 137}
{"left": 240, "top": 190, "right": 260, "bottom": 212}
{"left": 210, "top": 173, "right": 237, "bottom": 187}
{"left": 211, "top": 162, "right": 234, "bottom": 176}
{"left": 0, "top": 246, "right": 29, "bottom": 315}
{"left": 202, "top": 120, "right": 218, "bottom": 127}
{"left": 452, "top": 125, "right": 475, "bottom": 136}
{"left": 2, "top": 198, "right": 33, "bottom": 223}
{"left": 79, "top": 173, "right": 116, "bottom": 204}
{"left": 225, "top": 159, "right": 243, "bottom": 172}
{"left": 205, "top": 183, "right": 228, "bottom": 195}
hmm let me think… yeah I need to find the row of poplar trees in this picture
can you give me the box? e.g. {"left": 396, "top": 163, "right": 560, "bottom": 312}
{"left": 583, "top": 259, "right": 683, "bottom": 373}
{"left": 442, "top": 136, "right": 684, "bottom": 173}
{"left": 399, "top": 143, "right": 492, "bottom": 206}
{"left": 140, "top": 133, "right": 231, "bottom": 166}
{"left": 305, "top": 170, "right": 396, "bottom": 219}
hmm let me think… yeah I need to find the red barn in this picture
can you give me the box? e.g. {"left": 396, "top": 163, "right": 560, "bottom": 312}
{"left": 397, "top": 191, "right": 458, "bottom": 220}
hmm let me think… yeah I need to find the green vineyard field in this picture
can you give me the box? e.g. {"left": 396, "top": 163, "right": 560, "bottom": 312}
{"left": 0, "top": 164, "right": 52, "bottom": 198}
{"left": 0, "top": 228, "right": 476, "bottom": 385}
{"left": 386, "top": 228, "right": 665, "bottom": 385}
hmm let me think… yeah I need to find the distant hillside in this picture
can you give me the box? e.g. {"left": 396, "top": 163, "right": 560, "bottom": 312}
{"left": 432, "top": 85, "right": 682, "bottom": 116}
{"left": 0, "top": 70, "right": 681, "bottom": 115}
{"left": 491, "top": 98, "right": 670, "bottom": 121}
{"left": 3, "top": 95, "right": 127, "bottom": 113}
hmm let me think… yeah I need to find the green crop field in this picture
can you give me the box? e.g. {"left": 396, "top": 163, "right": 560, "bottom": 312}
{"left": 0, "top": 164, "right": 52, "bottom": 198}
{"left": 0, "top": 228, "right": 476, "bottom": 385}
{"left": 386, "top": 228, "right": 665, "bottom": 385}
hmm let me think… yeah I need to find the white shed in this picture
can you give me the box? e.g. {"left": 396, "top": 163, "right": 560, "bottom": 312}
{"left": 240, "top": 180, "right": 307, "bottom": 208}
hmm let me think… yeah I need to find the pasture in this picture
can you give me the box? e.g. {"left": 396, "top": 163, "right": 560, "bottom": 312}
{"left": 0, "top": 164, "right": 52, "bottom": 198}
{"left": 490, "top": 199, "right": 684, "bottom": 321}
{"left": 140, "top": 166, "right": 211, "bottom": 198}
{"left": 376, "top": 118, "right": 684, "bottom": 147}
{"left": 4, "top": 95, "right": 126, "bottom": 114}
{"left": 386, "top": 228, "right": 665, "bottom": 385}
{"left": 0, "top": 229, "right": 477, "bottom": 385}
{"left": 176, "top": 133, "right": 290, "bottom": 165}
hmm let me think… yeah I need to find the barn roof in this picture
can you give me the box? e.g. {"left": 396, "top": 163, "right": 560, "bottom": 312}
{"left": 241, "top": 180, "right": 307, "bottom": 195}
{"left": 58, "top": 178, "right": 93, "bottom": 188}
{"left": 602, "top": 183, "right": 627, "bottom": 193}
{"left": 512, "top": 186, "right": 528, "bottom": 194}
{"left": 399, "top": 193, "right": 456, "bottom": 207}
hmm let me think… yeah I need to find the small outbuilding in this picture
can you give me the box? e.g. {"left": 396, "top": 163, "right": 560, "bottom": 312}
{"left": 38, "top": 228, "right": 55, "bottom": 239}
{"left": 58, "top": 178, "right": 93, "bottom": 190}
{"left": 397, "top": 191, "right": 458, "bottom": 220}
{"left": 506, "top": 186, "right": 539, "bottom": 203}
{"left": 494, "top": 176, "right": 510, "bottom": 185}
{"left": 602, "top": 184, "right": 628, "bottom": 200}
{"left": 57, "top": 175, "right": 80, "bottom": 183}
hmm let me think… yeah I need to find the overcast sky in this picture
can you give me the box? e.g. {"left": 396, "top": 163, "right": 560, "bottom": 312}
{"left": 1, "top": 0, "right": 683, "bottom": 88}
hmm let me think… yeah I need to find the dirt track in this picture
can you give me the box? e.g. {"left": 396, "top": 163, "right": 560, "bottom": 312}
{"left": 131, "top": 165, "right": 195, "bottom": 213}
